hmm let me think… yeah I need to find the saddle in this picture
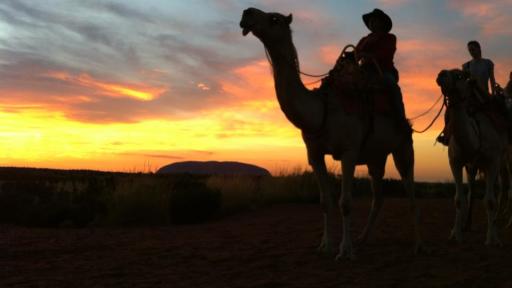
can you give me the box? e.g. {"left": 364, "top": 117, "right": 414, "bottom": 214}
{"left": 320, "top": 52, "right": 393, "bottom": 115}
{"left": 467, "top": 81, "right": 509, "bottom": 133}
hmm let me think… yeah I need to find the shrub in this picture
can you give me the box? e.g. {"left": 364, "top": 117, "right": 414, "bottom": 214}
{"left": 206, "top": 175, "right": 262, "bottom": 214}
{"left": 105, "top": 176, "right": 170, "bottom": 226}
{"left": 169, "top": 176, "right": 221, "bottom": 224}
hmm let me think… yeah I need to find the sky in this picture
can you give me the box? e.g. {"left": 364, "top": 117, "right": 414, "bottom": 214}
{"left": 0, "top": 0, "right": 511, "bottom": 181}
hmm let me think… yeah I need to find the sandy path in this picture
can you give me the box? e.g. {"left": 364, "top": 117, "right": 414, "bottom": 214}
{"left": 1, "top": 199, "right": 512, "bottom": 287}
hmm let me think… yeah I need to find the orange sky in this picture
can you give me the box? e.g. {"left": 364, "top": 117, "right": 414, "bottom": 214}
{"left": 0, "top": 1, "right": 511, "bottom": 181}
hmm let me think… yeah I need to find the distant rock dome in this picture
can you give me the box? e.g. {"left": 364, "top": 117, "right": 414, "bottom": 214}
{"left": 156, "top": 161, "right": 271, "bottom": 176}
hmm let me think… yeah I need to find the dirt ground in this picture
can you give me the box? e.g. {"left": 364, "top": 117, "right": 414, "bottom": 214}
{"left": 1, "top": 199, "right": 512, "bottom": 288}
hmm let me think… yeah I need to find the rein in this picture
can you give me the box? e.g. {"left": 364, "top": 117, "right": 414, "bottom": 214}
{"left": 411, "top": 94, "right": 446, "bottom": 134}
{"left": 265, "top": 44, "right": 359, "bottom": 80}
{"left": 264, "top": 48, "right": 329, "bottom": 78}
{"left": 300, "top": 44, "right": 359, "bottom": 78}
{"left": 303, "top": 45, "right": 359, "bottom": 87}
{"left": 410, "top": 94, "right": 444, "bottom": 121}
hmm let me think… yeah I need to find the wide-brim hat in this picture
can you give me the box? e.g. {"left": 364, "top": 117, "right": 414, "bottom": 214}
{"left": 363, "top": 9, "right": 392, "bottom": 32}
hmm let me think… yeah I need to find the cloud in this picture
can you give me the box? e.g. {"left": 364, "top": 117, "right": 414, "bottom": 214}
{"left": 449, "top": 0, "right": 512, "bottom": 37}
{"left": 220, "top": 60, "right": 274, "bottom": 101}
{"left": 43, "top": 71, "right": 167, "bottom": 101}
{"left": 318, "top": 44, "right": 342, "bottom": 65}
{"left": 118, "top": 152, "right": 185, "bottom": 160}
{"left": 377, "top": 0, "right": 410, "bottom": 7}
{"left": 0, "top": 0, "right": 265, "bottom": 122}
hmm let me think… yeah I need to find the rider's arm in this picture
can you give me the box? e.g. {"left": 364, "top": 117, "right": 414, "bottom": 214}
{"left": 355, "top": 36, "right": 369, "bottom": 61}
{"left": 489, "top": 60, "right": 496, "bottom": 96}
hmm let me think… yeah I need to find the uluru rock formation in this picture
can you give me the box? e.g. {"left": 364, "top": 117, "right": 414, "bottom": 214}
{"left": 156, "top": 161, "right": 271, "bottom": 176}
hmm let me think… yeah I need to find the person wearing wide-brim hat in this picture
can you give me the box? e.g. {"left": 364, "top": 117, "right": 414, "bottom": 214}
{"left": 356, "top": 8, "right": 409, "bottom": 132}
{"left": 362, "top": 8, "right": 393, "bottom": 33}
{"left": 356, "top": 9, "right": 396, "bottom": 74}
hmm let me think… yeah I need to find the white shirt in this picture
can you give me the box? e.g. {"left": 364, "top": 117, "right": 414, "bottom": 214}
{"left": 462, "top": 58, "right": 494, "bottom": 94}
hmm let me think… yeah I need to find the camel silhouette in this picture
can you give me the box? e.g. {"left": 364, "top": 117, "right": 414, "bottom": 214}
{"left": 240, "top": 7, "right": 423, "bottom": 260}
{"left": 437, "top": 69, "right": 507, "bottom": 245}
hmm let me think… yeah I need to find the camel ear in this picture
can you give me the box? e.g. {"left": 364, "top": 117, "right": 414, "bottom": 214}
{"left": 286, "top": 14, "right": 293, "bottom": 25}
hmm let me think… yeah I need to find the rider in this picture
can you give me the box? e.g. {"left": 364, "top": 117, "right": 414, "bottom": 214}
{"left": 355, "top": 8, "right": 408, "bottom": 131}
{"left": 462, "top": 40, "right": 496, "bottom": 98}
{"left": 437, "top": 41, "right": 497, "bottom": 145}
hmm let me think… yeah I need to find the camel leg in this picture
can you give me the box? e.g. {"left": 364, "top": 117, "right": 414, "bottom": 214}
{"left": 507, "top": 175, "right": 512, "bottom": 228}
{"left": 311, "top": 158, "right": 337, "bottom": 254}
{"left": 392, "top": 144, "right": 423, "bottom": 253}
{"left": 506, "top": 170, "right": 512, "bottom": 215}
{"left": 496, "top": 164, "right": 508, "bottom": 218}
{"left": 505, "top": 149, "right": 512, "bottom": 228}
{"left": 501, "top": 160, "right": 512, "bottom": 216}
{"left": 449, "top": 159, "right": 466, "bottom": 243}
{"left": 357, "top": 158, "right": 386, "bottom": 245}
{"left": 484, "top": 165, "right": 502, "bottom": 246}
{"left": 336, "top": 155, "right": 356, "bottom": 261}
{"left": 464, "top": 166, "right": 477, "bottom": 232}
{"left": 502, "top": 150, "right": 512, "bottom": 216}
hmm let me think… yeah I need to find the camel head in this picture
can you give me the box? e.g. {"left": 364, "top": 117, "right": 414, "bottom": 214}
{"left": 436, "top": 69, "right": 472, "bottom": 107}
{"left": 240, "top": 8, "right": 293, "bottom": 45}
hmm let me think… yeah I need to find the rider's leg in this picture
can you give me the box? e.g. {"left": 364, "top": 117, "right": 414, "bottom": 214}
{"left": 383, "top": 72, "right": 407, "bottom": 123}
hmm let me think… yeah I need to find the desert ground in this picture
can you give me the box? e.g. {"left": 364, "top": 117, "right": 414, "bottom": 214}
{"left": 1, "top": 198, "right": 512, "bottom": 288}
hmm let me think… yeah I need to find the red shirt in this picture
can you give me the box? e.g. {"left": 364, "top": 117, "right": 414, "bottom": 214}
{"left": 356, "top": 32, "right": 396, "bottom": 72}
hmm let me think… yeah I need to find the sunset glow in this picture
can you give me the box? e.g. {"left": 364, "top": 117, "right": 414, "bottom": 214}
{"left": 45, "top": 71, "right": 165, "bottom": 101}
{"left": 0, "top": 1, "right": 511, "bottom": 180}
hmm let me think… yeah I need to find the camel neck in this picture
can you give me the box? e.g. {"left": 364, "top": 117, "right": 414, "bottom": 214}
{"left": 263, "top": 38, "right": 324, "bottom": 132}
{"left": 265, "top": 39, "right": 307, "bottom": 100}
{"left": 450, "top": 105, "right": 480, "bottom": 156}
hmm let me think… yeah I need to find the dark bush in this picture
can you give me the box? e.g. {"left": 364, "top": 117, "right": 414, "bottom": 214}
{"left": 0, "top": 177, "right": 113, "bottom": 227}
{"left": 71, "top": 177, "right": 111, "bottom": 227}
{"left": 105, "top": 176, "right": 170, "bottom": 226}
{"left": 169, "top": 177, "right": 221, "bottom": 224}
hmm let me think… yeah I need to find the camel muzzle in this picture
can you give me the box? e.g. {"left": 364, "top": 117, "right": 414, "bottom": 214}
{"left": 241, "top": 26, "right": 250, "bottom": 36}
{"left": 241, "top": 8, "right": 259, "bottom": 36}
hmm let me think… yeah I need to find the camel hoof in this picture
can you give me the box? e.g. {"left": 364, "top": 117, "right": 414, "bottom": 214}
{"left": 449, "top": 229, "right": 463, "bottom": 243}
{"left": 335, "top": 243, "right": 356, "bottom": 261}
{"left": 485, "top": 238, "right": 503, "bottom": 247}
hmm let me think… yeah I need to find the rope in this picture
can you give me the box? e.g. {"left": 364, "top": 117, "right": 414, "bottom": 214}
{"left": 265, "top": 46, "right": 329, "bottom": 78}
{"left": 300, "top": 44, "right": 358, "bottom": 78}
{"left": 412, "top": 96, "right": 446, "bottom": 133}
{"left": 299, "top": 71, "right": 329, "bottom": 78}
{"left": 409, "top": 94, "right": 444, "bottom": 121}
